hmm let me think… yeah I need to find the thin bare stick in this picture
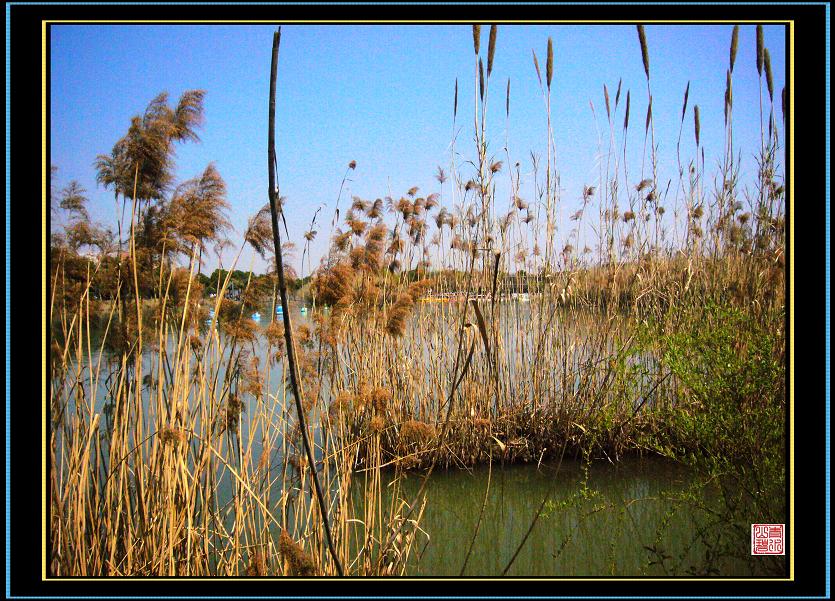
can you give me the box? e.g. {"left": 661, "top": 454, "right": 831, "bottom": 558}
{"left": 266, "top": 28, "right": 343, "bottom": 576}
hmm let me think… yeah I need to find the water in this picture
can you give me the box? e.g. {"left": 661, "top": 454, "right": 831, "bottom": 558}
{"left": 357, "top": 457, "right": 757, "bottom": 577}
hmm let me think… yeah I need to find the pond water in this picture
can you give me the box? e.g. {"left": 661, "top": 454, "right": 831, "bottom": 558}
{"left": 355, "top": 456, "right": 760, "bottom": 577}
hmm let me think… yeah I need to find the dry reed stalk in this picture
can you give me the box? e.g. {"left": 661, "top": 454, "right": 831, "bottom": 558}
{"left": 266, "top": 27, "right": 343, "bottom": 576}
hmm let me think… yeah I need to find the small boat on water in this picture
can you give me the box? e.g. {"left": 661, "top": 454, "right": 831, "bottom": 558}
{"left": 275, "top": 305, "right": 284, "bottom": 314}
{"left": 251, "top": 312, "right": 261, "bottom": 322}
{"left": 300, "top": 306, "right": 308, "bottom": 314}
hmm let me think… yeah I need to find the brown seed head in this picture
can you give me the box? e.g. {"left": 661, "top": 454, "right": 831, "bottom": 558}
{"left": 756, "top": 25, "right": 764, "bottom": 75}
{"left": 546, "top": 37, "right": 554, "bottom": 89}
{"left": 730, "top": 25, "right": 739, "bottom": 72}
{"left": 487, "top": 24, "right": 497, "bottom": 76}
{"left": 453, "top": 78, "right": 458, "bottom": 119}
{"left": 506, "top": 77, "right": 511, "bottom": 117}
{"left": 637, "top": 25, "right": 650, "bottom": 79}
{"left": 532, "top": 49, "right": 542, "bottom": 87}
{"left": 472, "top": 24, "right": 481, "bottom": 55}
{"left": 694, "top": 104, "right": 701, "bottom": 146}
{"left": 781, "top": 87, "right": 786, "bottom": 122}
{"left": 478, "top": 58, "right": 485, "bottom": 101}
{"left": 624, "top": 90, "right": 631, "bottom": 130}
{"left": 764, "top": 48, "right": 774, "bottom": 100}
{"left": 279, "top": 531, "right": 316, "bottom": 576}
{"left": 603, "top": 84, "right": 611, "bottom": 120}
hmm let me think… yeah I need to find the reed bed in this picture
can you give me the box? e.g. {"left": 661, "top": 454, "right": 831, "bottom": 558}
{"left": 49, "top": 24, "right": 785, "bottom": 576}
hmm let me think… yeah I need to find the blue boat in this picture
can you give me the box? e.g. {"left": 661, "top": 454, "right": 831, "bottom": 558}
{"left": 275, "top": 305, "right": 284, "bottom": 314}
{"left": 300, "top": 307, "right": 308, "bottom": 314}
{"left": 252, "top": 312, "right": 261, "bottom": 322}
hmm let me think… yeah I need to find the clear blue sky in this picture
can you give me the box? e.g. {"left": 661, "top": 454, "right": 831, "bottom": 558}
{"left": 50, "top": 24, "right": 786, "bottom": 274}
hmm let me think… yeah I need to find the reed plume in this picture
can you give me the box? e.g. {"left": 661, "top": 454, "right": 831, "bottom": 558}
{"left": 604, "top": 84, "right": 611, "bottom": 120}
{"left": 532, "top": 49, "right": 542, "bottom": 87}
{"left": 279, "top": 531, "right": 316, "bottom": 576}
{"left": 546, "top": 37, "right": 554, "bottom": 89}
{"left": 694, "top": 104, "right": 701, "bottom": 146}
{"left": 624, "top": 90, "right": 631, "bottom": 130}
{"left": 781, "top": 87, "right": 786, "bottom": 122}
{"left": 756, "top": 25, "right": 764, "bottom": 75}
{"left": 730, "top": 25, "right": 739, "bottom": 72}
{"left": 637, "top": 25, "right": 650, "bottom": 79}
{"left": 385, "top": 280, "right": 431, "bottom": 337}
{"left": 487, "top": 25, "right": 497, "bottom": 76}
{"left": 764, "top": 48, "right": 774, "bottom": 100}
{"left": 479, "top": 58, "right": 485, "bottom": 101}
{"left": 472, "top": 25, "right": 481, "bottom": 55}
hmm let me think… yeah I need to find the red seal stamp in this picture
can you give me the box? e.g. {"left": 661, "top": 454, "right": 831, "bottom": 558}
{"left": 751, "top": 524, "right": 785, "bottom": 555}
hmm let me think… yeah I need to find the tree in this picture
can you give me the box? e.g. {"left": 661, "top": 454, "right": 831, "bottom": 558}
{"left": 59, "top": 181, "right": 89, "bottom": 223}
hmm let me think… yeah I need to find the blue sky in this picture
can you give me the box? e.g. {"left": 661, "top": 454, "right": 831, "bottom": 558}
{"left": 50, "top": 23, "right": 786, "bottom": 275}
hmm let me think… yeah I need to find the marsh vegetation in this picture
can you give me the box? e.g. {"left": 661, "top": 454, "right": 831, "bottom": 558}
{"left": 49, "top": 24, "right": 785, "bottom": 577}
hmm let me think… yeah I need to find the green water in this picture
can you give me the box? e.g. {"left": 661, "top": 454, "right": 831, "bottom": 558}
{"left": 364, "top": 457, "right": 761, "bottom": 577}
